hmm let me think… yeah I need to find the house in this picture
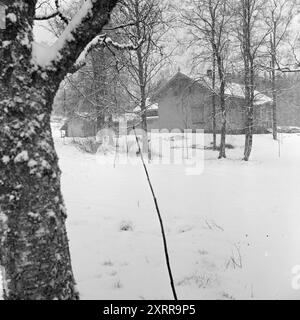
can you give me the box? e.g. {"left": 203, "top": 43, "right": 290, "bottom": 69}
{"left": 133, "top": 98, "right": 159, "bottom": 130}
{"left": 61, "top": 113, "right": 97, "bottom": 138}
{"left": 150, "top": 71, "right": 273, "bottom": 134}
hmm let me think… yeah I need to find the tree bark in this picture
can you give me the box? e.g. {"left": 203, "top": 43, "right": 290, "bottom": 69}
{"left": 218, "top": 78, "right": 226, "bottom": 159}
{"left": 244, "top": 58, "right": 254, "bottom": 161}
{"left": 271, "top": 62, "right": 278, "bottom": 141}
{"left": 0, "top": 0, "right": 118, "bottom": 300}
{"left": 208, "top": 1, "right": 227, "bottom": 158}
{"left": 211, "top": 48, "right": 217, "bottom": 150}
{"left": 0, "top": 51, "right": 78, "bottom": 300}
{"left": 215, "top": 53, "right": 226, "bottom": 159}
{"left": 135, "top": 0, "right": 149, "bottom": 157}
{"left": 242, "top": 0, "right": 254, "bottom": 162}
{"left": 271, "top": 35, "right": 278, "bottom": 140}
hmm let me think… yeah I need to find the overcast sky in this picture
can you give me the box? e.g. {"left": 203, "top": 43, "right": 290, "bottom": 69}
{"left": 33, "top": 1, "right": 300, "bottom": 77}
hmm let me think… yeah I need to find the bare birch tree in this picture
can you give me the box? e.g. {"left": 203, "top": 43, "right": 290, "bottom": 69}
{"left": 112, "top": 0, "right": 169, "bottom": 157}
{"left": 182, "top": 0, "right": 232, "bottom": 158}
{"left": 0, "top": 0, "right": 120, "bottom": 300}
{"left": 262, "top": 0, "right": 296, "bottom": 140}
{"left": 233, "top": 0, "right": 268, "bottom": 161}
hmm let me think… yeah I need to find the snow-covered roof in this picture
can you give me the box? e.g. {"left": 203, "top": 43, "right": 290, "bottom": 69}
{"left": 153, "top": 72, "right": 272, "bottom": 106}
{"left": 147, "top": 116, "right": 159, "bottom": 119}
{"left": 223, "top": 82, "right": 272, "bottom": 106}
{"left": 112, "top": 113, "right": 136, "bottom": 122}
{"left": 133, "top": 98, "right": 159, "bottom": 112}
{"left": 199, "top": 76, "right": 272, "bottom": 106}
{"left": 111, "top": 100, "right": 158, "bottom": 122}
{"left": 60, "top": 122, "right": 68, "bottom": 131}
{"left": 73, "top": 111, "right": 95, "bottom": 120}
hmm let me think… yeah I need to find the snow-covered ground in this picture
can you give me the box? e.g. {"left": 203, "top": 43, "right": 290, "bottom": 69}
{"left": 1, "top": 124, "right": 300, "bottom": 300}
{"left": 53, "top": 124, "right": 300, "bottom": 300}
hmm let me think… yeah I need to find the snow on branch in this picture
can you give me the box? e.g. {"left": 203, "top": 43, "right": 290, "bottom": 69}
{"left": 275, "top": 66, "right": 300, "bottom": 73}
{"left": 32, "top": 0, "right": 94, "bottom": 68}
{"left": 32, "top": 0, "right": 119, "bottom": 74}
{"left": 72, "top": 34, "right": 144, "bottom": 72}
{"left": 35, "top": 0, "right": 69, "bottom": 24}
{"left": 258, "top": 62, "right": 300, "bottom": 74}
{"left": 34, "top": 11, "right": 60, "bottom": 21}
{"left": 54, "top": 0, "right": 69, "bottom": 24}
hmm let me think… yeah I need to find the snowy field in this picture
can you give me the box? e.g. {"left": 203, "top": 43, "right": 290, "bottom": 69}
{"left": 2, "top": 123, "right": 300, "bottom": 300}
{"left": 54, "top": 122, "right": 300, "bottom": 300}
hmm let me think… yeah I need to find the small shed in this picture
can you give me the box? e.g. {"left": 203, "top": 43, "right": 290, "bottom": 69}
{"left": 61, "top": 114, "right": 97, "bottom": 138}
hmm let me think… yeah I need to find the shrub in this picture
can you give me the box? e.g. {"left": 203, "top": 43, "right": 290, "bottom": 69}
{"left": 73, "top": 138, "right": 101, "bottom": 154}
{"left": 119, "top": 220, "right": 134, "bottom": 232}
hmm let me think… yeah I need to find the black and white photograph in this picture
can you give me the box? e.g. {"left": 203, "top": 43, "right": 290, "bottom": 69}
{"left": 0, "top": 0, "right": 300, "bottom": 303}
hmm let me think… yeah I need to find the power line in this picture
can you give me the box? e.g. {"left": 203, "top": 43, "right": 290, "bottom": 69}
{"left": 133, "top": 126, "right": 178, "bottom": 301}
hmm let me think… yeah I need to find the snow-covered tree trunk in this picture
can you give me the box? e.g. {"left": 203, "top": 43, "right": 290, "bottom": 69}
{"left": 216, "top": 54, "right": 226, "bottom": 159}
{"left": 271, "top": 44, "right": 278, "bottom": 141}
{"left": 0, "top": 8, "right": 77, "bottom": 300}
{"left": 211, "top": 53, "right": 217, "bottom": 150}
{"left": 0, "top": 0, "right": 118, "bottom": 300}
{"left": 242, "top": 0, "right": 254, "bottom": 162}
{"left": 135, "top": 1, "right": 149, "bottom": 156}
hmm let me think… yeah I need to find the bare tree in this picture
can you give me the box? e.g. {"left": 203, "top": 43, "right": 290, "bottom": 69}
{"left": 112, "top": 0, "right": 170, "bottom": 157}
{"left": 262, "top": 0, "right": 296, "bottom": 140}
{"left": 65, "top": 46, "right": 126, "bottom": 134}
{"left": 233, "top": 0, "right": 269, "bottom": 161}
{"left": 182, "top": 0, "right": 232, "bottom": 159}
{"left": 0, "top": 0, "right": 120, "bottom": 300}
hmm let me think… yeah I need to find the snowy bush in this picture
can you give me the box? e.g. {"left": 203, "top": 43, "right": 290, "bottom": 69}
{"left": 177, "top": 273, "right": 218, "bottom": 289}
{"left": 113, "top": 280, "right": 123, "bottom": 289}
{"left": 119, "top": 220, "right": 134, "bottom": 232}
{"left": 73, "top": 138, "right": 101, "bottom": 154}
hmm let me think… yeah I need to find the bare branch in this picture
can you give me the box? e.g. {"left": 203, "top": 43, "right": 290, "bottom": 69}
{"left": 34, "top": 0, "right": 69, "bottom": 24}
